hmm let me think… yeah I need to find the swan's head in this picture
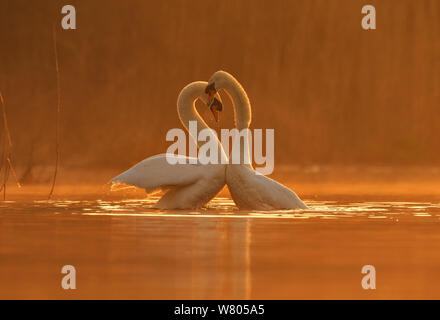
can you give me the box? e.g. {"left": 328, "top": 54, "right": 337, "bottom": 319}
{"left": 205, "top": 81, "right": 218, "bottom": 104}
{"left": 178, "top": 81, "right": 223, "bottom": 122}
{"left": 205, "top": 70, "right": 231, "bottom": 105}
{"left": 205, "top": 71, "right": 252, "bottom": 129}
{"left": 203, "top": 82, "right": 222, "bottom": 122}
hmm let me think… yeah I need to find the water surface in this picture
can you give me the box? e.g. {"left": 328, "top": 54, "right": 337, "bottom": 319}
{"left": 1, "top": 192, "right": 440, "bottom": 299}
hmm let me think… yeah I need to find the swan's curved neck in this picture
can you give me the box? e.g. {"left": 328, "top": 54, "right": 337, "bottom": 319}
{"left": 177, "top": 83, "right": 210, "bottom": 135}
{"left": 212, "top": 72, "right": 252, "bottom": 167}
{"left": 177, "top": 82, "right": 227, "bottom": 163}
{"left": 215, "top": 73, "right": 251, "bottom": 130}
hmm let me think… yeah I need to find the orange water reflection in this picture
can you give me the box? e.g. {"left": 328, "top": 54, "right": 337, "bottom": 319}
{"left": 1, "top": 196, "right": 440, "bottom": 299}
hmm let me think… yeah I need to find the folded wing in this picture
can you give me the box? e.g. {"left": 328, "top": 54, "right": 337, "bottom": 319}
{"left": 109, "top": 154, "right": 205, "bottom": 194}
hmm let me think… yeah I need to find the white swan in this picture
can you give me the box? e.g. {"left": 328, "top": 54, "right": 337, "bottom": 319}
{"left": 109, "top": 81, "right": 227, "bottom": 209}
{"left": 206, "top": 71, "right": 308, "bottom": 210}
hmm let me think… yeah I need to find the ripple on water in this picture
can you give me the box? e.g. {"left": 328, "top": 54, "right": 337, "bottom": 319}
{"left": 0, "top": 197, "right": 439, "bottom": 222}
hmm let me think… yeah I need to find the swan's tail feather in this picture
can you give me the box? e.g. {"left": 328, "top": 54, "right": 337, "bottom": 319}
{"left": 109, "top": 182, "right": 137, "bottom": 192}
{"left": 109, "top": 174, "right": 162, "bottom": 195}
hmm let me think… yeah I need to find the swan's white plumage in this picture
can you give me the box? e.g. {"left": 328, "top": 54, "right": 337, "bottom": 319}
{"left": 109, "top": 81, "right": 227, "bottom": 210}
{"left": 110, "top": 154, "right": 204, "bottom": 193}
{"left": 226, "top": 165, "right": 308, "bottom": 210}
{"left": 110, "top": 154, "right": 226, "bottom": 209}
{"left": 208, "top": 70, "right": 308, "bottom": 210}
{"left": 209, "top": 71, "right": 251, "bottom": 130}
{"left": 110, "top": 73, "right": 307, "bottom": 210}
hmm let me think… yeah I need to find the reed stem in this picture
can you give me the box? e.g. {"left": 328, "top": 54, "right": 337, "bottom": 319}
{"left": 48, "top": 24, "right": 61, "bottom": 200}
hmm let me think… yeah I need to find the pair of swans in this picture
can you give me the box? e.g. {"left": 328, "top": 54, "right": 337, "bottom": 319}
{"left": 110, "top": 71, "right": 307, "bottom": 210}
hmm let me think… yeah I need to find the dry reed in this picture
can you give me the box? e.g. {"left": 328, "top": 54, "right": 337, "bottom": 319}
{"left": 0, "top": 91, "right": 21, "bottom": 200}
{"left": 48, "top": 24, "right": 61, "bottom": 200}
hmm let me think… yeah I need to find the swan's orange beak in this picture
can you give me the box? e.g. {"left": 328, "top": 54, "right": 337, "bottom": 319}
{"left": 210, "top": 106, "right": 220, "bottom": 122}
{"left": 209, "top": 97, "right": 222, "bottom": 122}
{"left": 206, "top": 91, "right": 216, "bottom": 107}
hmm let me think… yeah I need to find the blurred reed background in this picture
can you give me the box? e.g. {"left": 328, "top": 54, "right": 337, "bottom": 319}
{"left": 0, "top": 0, "right": 439, "bottom": 184}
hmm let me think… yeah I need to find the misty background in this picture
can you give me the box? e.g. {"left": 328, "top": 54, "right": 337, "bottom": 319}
{"left": 0, "top": 0, "right": 439, "bottom": 183}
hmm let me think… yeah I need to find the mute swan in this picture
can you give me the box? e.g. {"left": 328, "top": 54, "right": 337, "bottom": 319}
{"left": 206, "top": 71, "right": 308, "bottom": 210}
{"left": 110, "top": 81, "right": 227, "bottom": 209}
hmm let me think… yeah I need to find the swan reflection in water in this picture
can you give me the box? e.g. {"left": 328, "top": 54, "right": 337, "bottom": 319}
{"left": 1, "top": 197, "right": 440, "bottom": 299}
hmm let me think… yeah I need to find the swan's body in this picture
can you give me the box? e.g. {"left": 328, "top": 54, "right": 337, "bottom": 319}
{"left": 207, "top": 71, "right": 308, "bottom": 210}
{"left": 226, "top": 164, "right": 307, "bottom": 210}
{"left": 110, "top": 154, "right": 225, "bottom": 209}
{"left": 110, "top": 82, "right": 227, "bottom": 209}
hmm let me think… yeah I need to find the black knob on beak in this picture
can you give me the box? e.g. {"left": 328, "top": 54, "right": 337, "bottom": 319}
{"left": 205, "top": 82, "right": 217, "bottom": 95}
